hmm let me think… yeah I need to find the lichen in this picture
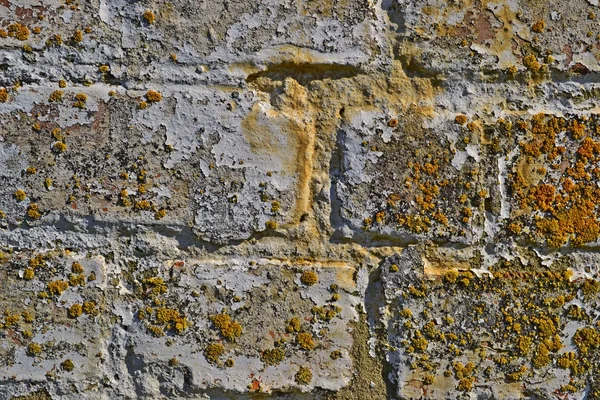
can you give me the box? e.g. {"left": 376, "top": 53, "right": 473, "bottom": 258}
{"left": 261, "top": 348, "right": 285, "bottom": 365}
{"left": 300, "top": 270, "right": 318, "bottom": 286}
{"left": 145, "top": 90, "right": 162, "bottom": 102}
{"left": 296, "top": 332, "right": 315, "bottom": 350}
{"left": 143, "top": 10, "right": 156, "bottom": 24}
{"left": 60, "top": 359, "right": 74, "bottom": 372}
{"left": 210, "top": 313, "right": 242, "bottom": 340}
{"left": 68, "top": 304, "right": 83, "bottom": 318}
{"left": 27, "top": 343, "right": 42, "bottom": 356}
{"left": 14, "top": 190, "right": 26, "bottom": 201}
{"left": 295, "top": 366, "right": 312, "bottom": 385}
{"left": 204, "top": 343, "right": 224, "bottom": 364}
{"left": 47, "top": 280, "right": 69, "bottom": 296}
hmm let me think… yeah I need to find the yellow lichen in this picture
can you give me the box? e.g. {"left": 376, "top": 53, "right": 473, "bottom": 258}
{"left": 295, "top": 366, "right": 312, "bottom": 385}
{"left": 296, "top": 332, "right": 315, "bottom": 350}
{"left": 72, "top": 30, "right": 83, "bottom": 43}
{"left": 68, "top": 303, "right": 83, "bottom": 318}
{"left": 27, "top": 203, "right": 42, "bottom": 219}
{"left": 49, "top": 90, "right": 63, "bottom": 102}
{"left": 523, "top": 54, "right": 541, "bottom": 72}
{"left": 134, "top": 200, "right": 152, "bottom": 211}
{"left": 54, "top": 141, "right": 67, "bottom": 153}
{"left": 286, "top": 317, "right": 301, "bottom": 333}
{"left": 47, "top": 280, "right": 69, "bottom": 295}
{"left": 72, "top": 262, "right": 84, "bottom": 274}
{"left": 261, "top": 348, "right": 285, "bottom": 365}
{"left": 61, "top": 359, "right": 74, "bottom": 371}
{"left": 83, "top": 301, "right": 98, "bottom": 316}
{"left": 23, "top": 268, "right": 35, "bottom": 280}
{"left": 300, "top": 270, "right": 318, "bottom": 286}
{"left": 27, "top": 343, "right": 42, "bottom": 356}
{"left": 14, "top": 190, "right": 26, "bottom": 201}
{"left": 155, "top": 209, "right": 167, "bottom": 220}
{"left": 204, "top": 342, "right": 224, "bottom": 364}
{"left": 211, "top": 313, "right": 242, "bottom": 340}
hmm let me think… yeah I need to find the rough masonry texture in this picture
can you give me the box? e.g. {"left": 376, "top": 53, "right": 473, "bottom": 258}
{"left": 2, "top": 0, "right": 600, "bottom": 399}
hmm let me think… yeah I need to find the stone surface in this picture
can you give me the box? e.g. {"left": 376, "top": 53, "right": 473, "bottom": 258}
{"left": 2, "top": 0, "right": 600, "bottom": 399}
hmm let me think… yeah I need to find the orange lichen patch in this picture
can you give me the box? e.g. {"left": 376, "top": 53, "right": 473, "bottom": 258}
{"left": 7, "top": 23, "right": 29, "bottom": 41}
{"left": 509, "top": 114, "right": 600, "bottom": 246}
{"left": 507, "top": 222, "right": 522, "bottom": 234}
{"left": 145, "top": 90, "right": 162, "bottom": 102}
{"left": 455, "top": 115, "right": 468, "bottom": 125}
{"left": 529, "top": 184, "right": 555, "bottom": 212}
{"left": 143, "top": 10, "right": 156, "bottom": 24}
{"left": 576, "top": 137, "right": 600, "bottom": 160}
{"left": 0, "top": 88, "right": 8, "bottom": 103}
{"left": 531, "top": 20, "right": 546, "bottom": 33}
{"left": 570, "top": 120, "right": 586, "bottom": 140}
